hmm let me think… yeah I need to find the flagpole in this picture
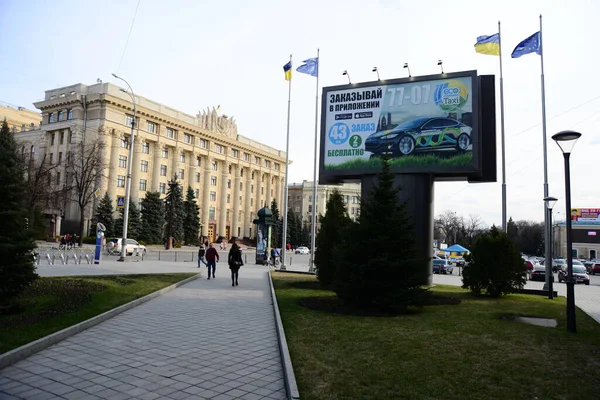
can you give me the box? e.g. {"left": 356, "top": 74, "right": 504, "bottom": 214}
{"left": 539, "top": 14, "right": 552, "bottom": 297}
{"left": 308, "top": 49, "right": 320, "bottom": 273}
{"left": 498, "top": 21, "right": 507, "bottom": 233}
{"left": 281, "top": 54, "right": 292, "bottom": 270}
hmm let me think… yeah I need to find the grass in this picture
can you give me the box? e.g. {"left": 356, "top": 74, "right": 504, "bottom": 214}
{"left": 272, "top": 272, "right": 600, "bottom": 400}
{"left": 324, "top": 152, "right": 473, "bottom": 171}
{"left": 0, "top": 273, "right": 196, "bottom": 354}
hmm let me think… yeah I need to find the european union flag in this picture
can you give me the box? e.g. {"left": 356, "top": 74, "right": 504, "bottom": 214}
{"left": 511, "top": 31, "right": 542, "bottom": 58}
{"left": 296, "top": 57, "right": 319, "bottom": 77}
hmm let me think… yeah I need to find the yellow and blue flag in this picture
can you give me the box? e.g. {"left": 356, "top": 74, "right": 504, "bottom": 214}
{"left": 511, "top": 31, "right": 541, "bottom": 58}
{"left": 296, "top": 57, "right": 318, "bottom": 77}
{"left": 283, "top": 61, "right": 292, "bottom": 81}
{"left": 474, "top": 33, "right": 500, "bottom": 56}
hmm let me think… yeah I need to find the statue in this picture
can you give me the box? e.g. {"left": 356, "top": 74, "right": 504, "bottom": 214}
{"left": 196, "top": 107, "right": 238, "bottom": 138}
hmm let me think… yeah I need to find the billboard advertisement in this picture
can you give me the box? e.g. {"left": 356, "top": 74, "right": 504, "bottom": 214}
{"left": 571, "top": 208, "right": 600, "bottom": 225}
{"left": 319, "top": 71, "right": 496, "bottom": 183}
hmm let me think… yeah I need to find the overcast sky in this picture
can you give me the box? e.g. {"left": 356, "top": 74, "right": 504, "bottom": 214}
{"left": 1, "top": 0, "right": 599, "bottom": 227}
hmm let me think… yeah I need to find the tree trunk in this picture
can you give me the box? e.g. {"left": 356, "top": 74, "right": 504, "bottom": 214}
{"left": 79, "top": 207, "right": 85, "bottom": 246}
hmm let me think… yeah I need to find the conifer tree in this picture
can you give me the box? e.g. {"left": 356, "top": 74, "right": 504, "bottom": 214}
{"left": 334, "top": 157, "right": 429, "bottom": 310}
{"left": 164, "top": 176, "right": 185, "bottom": 243}
{"left": 140, "top": 191, "right": 164, "bottom": 244}
{"left": 115, "top": 200, "right": 141, "bottom": 240}
{"left": 95, "top": 193, "right": 115, "bottom": 237}
{"left": 183, "top": 186, "right": 200, "bottom": 245}
{"left": 270, "top": 199, "right": 282, "bottom": 247}
{"left": 0, "top": 119, "right": 38, "bottom": 303}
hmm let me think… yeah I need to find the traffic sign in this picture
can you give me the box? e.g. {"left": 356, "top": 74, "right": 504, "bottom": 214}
{"left": 117, "top": 196, "right": 125, "bottom": 208}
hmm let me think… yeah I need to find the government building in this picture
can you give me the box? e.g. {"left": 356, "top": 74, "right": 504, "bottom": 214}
{"left": 13, "top": 82, "right": 287, "bottom": 242}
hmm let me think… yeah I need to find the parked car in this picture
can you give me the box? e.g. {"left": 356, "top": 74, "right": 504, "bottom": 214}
{"left": 433, "top": 259, "right": 454, "bottom": 274}
{"left": 294, "top": 246, "right": 310, "bottom": 255}
{"left": 364, "top": 116, "right": 472, "bottom": 157}
{"left": 587, "top": 260, "right": 600, "bottom": 275}
{"left": 524, "top": 260, "right": 536, "bottom": 271}
{"left": 558, "top": 265, "right": 590, "bottom": 285}
{"left": 528, "top": 264, "right": 554, "bottom": 282}
{"left": 552, "top": 259, "right": 566, "bottom": 273}
{"left": 107, "top": 238, "right": 146, "bottom": 256}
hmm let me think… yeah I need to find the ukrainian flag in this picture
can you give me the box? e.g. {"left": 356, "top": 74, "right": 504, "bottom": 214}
{"left": 474, "top": 33, "right": 500, "bottom": 56}
{"left": 283, "top": 61, "right": 292, "bottom": 81}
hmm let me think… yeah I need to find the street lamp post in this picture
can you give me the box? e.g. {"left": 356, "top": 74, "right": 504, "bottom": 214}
{"left": 552, "top": 130, "right": 582, "bottom": 333}
{"left": 112, "top": 73, "right": 137, "bottom": 262}
{"left": 543, "top": 196, "right": 557, "bottom": 299}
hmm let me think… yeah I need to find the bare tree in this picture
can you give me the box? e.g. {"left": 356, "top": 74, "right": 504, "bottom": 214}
{"left": 66, "top": 138, "right": 107, "bottom": 244}
{"left": 435, "top": 210, "right": 464, "bottom": 244}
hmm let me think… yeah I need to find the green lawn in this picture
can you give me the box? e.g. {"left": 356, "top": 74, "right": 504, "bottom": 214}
{"left": 273, "top": 272, "right": 600, "bottom": 400}
{"left": 324, "top": 152, "right": 473, "bottom": 171}
{"left": 0, "top": 273, "right": 196, "bottom": 354}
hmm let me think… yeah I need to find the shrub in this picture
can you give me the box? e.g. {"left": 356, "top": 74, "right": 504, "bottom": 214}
{"left": 174, "top": 242, "right": 182, "bottom": 249}
{"left": 461, "top": 226, "right": 526, "bottom": 297}
{"left": 81, "top": 236, "right": 97, "bottom": 245}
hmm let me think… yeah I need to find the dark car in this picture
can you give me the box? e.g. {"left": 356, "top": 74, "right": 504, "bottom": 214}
{"left": 558, "top": 265, "right": 590, "bottom": 285}
{"left": 528, "top": 265, "right": 554, "bottom": 282}
{"left": 433, "top": 259, "right": 453, "bottom": 274}
{"left": 364, "top": 116, "right": 472, "bottom": 157}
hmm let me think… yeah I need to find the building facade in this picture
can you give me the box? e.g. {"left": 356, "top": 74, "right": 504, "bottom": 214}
{"left": 1, "top": 102, "right": 41, "bottom": 133}
{"left": 14, "top": 82, "right": 287, "bottom": 242}
{"left": 553, "top": 223, "right": 600, "bottom": 260}
{"left": 287, "top": 181, "right": 361, "bottom": 229}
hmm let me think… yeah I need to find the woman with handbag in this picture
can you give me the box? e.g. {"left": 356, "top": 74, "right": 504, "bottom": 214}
{"left": 228, "top": 242, "right": 244, "bottom": 286}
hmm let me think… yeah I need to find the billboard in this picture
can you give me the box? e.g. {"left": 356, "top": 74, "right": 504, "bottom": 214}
{"left": 571, "top": 208, "right": 600, "bottom": 225}
{"left": 319, "top": 71, "right": 496, "bottom": 183}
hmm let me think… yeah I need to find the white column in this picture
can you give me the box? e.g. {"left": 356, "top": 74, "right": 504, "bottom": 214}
{"left": 218, "top": 161, "right": 229, "bottom": 238}
{"left": 152, "top": 142, "right": 162, "bottom": 192}
{"left": 188, "top": 151, "right": 196, "bottom": 195}
{"left": 266, "top": 173, "right": 273, "bottom": 206}
{"left": 171, "top": 145, "right": 179, "bottom": 182}
{"left": 232, "top": 164, "right": 241, "bottom": 239}
{"left": 244, "top": 168, "right": 253, "bottom": 237}
{"left": 107, "top": 132, "right": 120, "bottom": 205}
{"left": 130, "top": 137, "right": 141, "bottom": 202}
{"left": 202, "top": 157, "right": 212, "bottom": 237}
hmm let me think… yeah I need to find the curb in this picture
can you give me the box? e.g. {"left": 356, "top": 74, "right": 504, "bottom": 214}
{"left": 276, "top": 269, "right": 315, "bottom": 276}
{"left": 0, "top": 273, "right": 201, "bottom": 370}
{"left": 268, "top": 271, "right": 300, "bottom": 400}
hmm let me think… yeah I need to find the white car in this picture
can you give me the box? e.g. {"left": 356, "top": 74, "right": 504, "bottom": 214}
{"left": 107, "top": 238, "right": 146, "bottom": 256}
{"left": 295, "top": 246, "right": 310, "bottom": 255}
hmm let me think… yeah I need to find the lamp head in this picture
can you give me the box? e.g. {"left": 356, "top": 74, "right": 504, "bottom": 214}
{"left": 437, "top": 60, "right": 443, "bottom": 66}
{"left": 403, "top": 63, "right": 409, "bottom": 68}
{"left": 120, "top": 88, "right": 127, "bottom": 93}
{"left": 343, "top": 70, "right": 348, "bottom": 76}
{"left": 111, "top": 73, "right": 118, "bottom": 78}
{"left": 552, "top": 130, "right": 582, "bottom": 154}
{"left": 372, "top": 67, "right": 378, "bottom": 72}
{"left": 543, "top": 196, "right": 558, "bottom": 211}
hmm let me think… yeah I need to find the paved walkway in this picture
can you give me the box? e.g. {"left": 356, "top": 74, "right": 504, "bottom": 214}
{"left": 0, "top": 265, "right": 286, "bottom": 400}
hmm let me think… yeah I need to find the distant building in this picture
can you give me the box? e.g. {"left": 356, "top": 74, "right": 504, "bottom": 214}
{"left": 12, "top": 82, "right": 287, "bottom": 241}
{"left": 553, "top": 223, "right": 600, "bottom": 259}
{"left": 0, "top": 102, "right": 41, "bottom": 133}
{"left": 287, "top": 181, "right": 361, "bottom": 231}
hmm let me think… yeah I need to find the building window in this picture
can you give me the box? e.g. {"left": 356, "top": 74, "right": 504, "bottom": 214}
{"left": 196, "top": 157, "right": 201, "bottom": 167}
{"left": 243, "top": 153, "right": 250, "bottom": 161}
{"left": 195, "top": 172, "right": 201, "bottom": 182}
{"left": 139, "top": 179, "right": 147, "bottom": 191}
{"left": 178, "top": 169, "right": 184, "bottom": 180}
{"left": 166, "top": 128, "right": 175, "bottom": 139}
{"left": 295, "top": 206, "right": 300, "bottom": 213}
{"left": 239, "top": 196, "right": 242, "bottom": 205}
{"left": 119, "top": 155, "right": 127, "bottom": 168}
{"left": 210, "top": 191, "right": 217, "bottom": 201}
{"left": 179, "top": 153, "right": 185, "bottom": 163}
{"left": 60, "top": 131, "right": 65, "bottom": 144}
{"left": 141, "top": 160, "right": 148, "bottom": 172}
{"left": 231, "top": 149, "right": 239, "bottom": 157}
{"left": 215, "top": 144, "right": 223, "bottom": 153}
{"left": 50, "top": 133, "right": 55, "bottom": 145}
{"left": 226, "top": 209, "right": 230, "bottom": 221}
{"left": 159, "top": 183, "right": 166, "bottom": 194}
{"left": 227, "top": 179, "right": 231, "bottom": 189}
{"left": 67, "top": 109, "right": 73, "bottom": 120}
{"left": 199, "top": 139, "right": 207, "bottom": 149}
{"left": 254, "top": 156, "right": 260, "bottom": 164}
{"left": 58, "top": 152, "right": 63, "bottom": 163}
{"left": 265, "top": 160, "right": 271, "bottom": 168}
{"left": 251, "top": 184, "right": 254, "bottom": 193}
{"left": 251, "top": 198, "right": 253, "bottom": 206}
{"left": 141, "top": 142, "right": 149, "bottom": 153}
{"left": 261, "top": 187, "right": 264, "bottom": 195}
{"left": 162, "top": 148, "right": 168, "bottom": 158}
{"left": 68, "top": 130, "right": 73, "bottom": 143}
{"left": 226, "top": 194, "right": 231, "bottom": 203}
{"left": 184, "top": 133, "right": 193, "bottom": 144}
{"left": 58, "top": 111, "right": 65, "bottom": 121}
{"left": 49, "top": 113, "right": 56, "bottom": 123}
{"left": 194, "top": 189, "right": 199, "bottom": 198}
{"left": 239, "top": 182, "right": 243, "bottom": 191}
{"left": 126, "top": 115, "right": 135, "bottom": 127}
{"left": 211, "top": 161, "right": 218, "bottom": 171}
{"left": 121, "top": 137, "right": 129, "bottom": 148}
{"left": 117, "top": 175, "right": 125, "bottom": 187}
{"left": 160, "top": 165, "right": 167, "bottom": 176}
{"left": 209, "top": 207, "right": 215, "bottom": 220}
{"left": 147, "top": 121, "right": 156, "bottom": 133}
{"left": 274, "top": 163, "right": 280, "bottom": 171}
{"left": 49, "top": 153, "right": 53, "bottom": 163}
{"left": 56, "top": 172, "right": 61, "bottom": 185}
{"left": 308, "top": 205, "right": 313, "bottom": 213}
{"left": 210, "top": 176, "right": 217, "bottom": 186}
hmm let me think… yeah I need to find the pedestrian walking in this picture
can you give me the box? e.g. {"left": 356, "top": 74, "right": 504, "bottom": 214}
{"left": 198, "top": 244, "right": 207, "bottom": 268}
{"left": 205, "top": 244, "right": 219, "bottom": 279}
{"left": 228, "top": 242, "right": 243, "bottom": 286}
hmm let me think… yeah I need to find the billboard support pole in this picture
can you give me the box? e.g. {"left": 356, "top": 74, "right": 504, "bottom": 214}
{"left": 280, "top": 54, "right": 292, "bottom": 271}
{"left": 538, "top": 15, "right": 552, "bottom": 297}
{"left": 309, "top": 48, "right": 320, "bottom": 273}
{"left": 498, "top": 21, "right": 507, "bottom": 233}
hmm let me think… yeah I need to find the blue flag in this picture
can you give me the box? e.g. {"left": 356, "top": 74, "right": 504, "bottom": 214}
{"left": 511, "top": 31, "right": 542, "bottom": 58}
{"left": 296, "top": 57, "right": 319, "bottom": 77}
